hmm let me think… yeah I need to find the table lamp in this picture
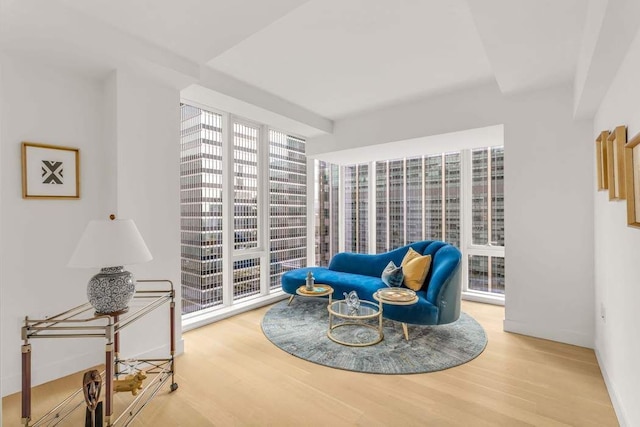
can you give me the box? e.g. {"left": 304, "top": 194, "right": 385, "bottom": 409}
{"left": 68, "top": 214, "right": 152, "bottom": 315}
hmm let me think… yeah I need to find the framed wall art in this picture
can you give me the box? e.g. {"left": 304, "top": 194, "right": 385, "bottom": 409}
{"left": 625, "top": 130, "right": 640, "bottom": 228}
{"left": 606, "top": 126, "right": 626, "bottom": 201}
{"left": 22, "top": 142, "right": 80, "bottom": 199}
{"left": 595, "top": 130, "right": 609, "bottom": 190}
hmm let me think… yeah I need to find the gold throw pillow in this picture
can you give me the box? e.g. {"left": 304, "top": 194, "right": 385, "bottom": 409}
{"left": 400, "top": 247, "right": 432, "bottom": 291}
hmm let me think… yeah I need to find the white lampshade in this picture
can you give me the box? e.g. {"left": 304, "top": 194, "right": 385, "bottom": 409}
{"left": 68, "top": 219, "right": 153, "bottom": 268}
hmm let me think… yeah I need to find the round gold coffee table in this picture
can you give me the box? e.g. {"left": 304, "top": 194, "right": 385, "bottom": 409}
{"left": 373, "top": 288, "right": 419, "bottom": 341}
{"left": 327, "top": 299, "right": 383, "bottom": 347}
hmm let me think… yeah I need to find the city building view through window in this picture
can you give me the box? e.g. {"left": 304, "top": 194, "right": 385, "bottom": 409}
{"left": 315, "top": 147, "right": 505, "bottom": 297}
{"left": 180, "top": 104, "right": 307, "bottom": 316}
{"left": 181, "top": 104, "right": 504, "bottom": 319}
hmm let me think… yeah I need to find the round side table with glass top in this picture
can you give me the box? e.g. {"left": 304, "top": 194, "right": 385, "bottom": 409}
{"left": 373, "top": 288, "right": 419, "bottom": 341}
{"left": 327, "top": 299, "right": 383, "bottom": 347}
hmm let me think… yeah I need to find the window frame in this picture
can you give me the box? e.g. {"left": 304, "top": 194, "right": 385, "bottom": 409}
{"left": 180, "top": 101, "right": 308, "bottom": 330}
{"left": 313, "top": 145, "right": 505, "bottom": 306}
{"left": 461, "top": 147, "right": 505, "bottom": 304}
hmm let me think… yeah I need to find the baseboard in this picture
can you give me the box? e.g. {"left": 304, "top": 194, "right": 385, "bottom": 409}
{"left": 595, "top": 347, "right": 627, "bottom": 426}
{"left": 503, "top": 318, "right": 593, "bottom": 348}
{"left": 462, "top": 291, "right": 504, "bottom": 306}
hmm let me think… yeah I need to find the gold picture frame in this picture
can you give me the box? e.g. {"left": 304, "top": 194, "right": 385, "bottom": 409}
{"left": 22, "top": 142, "right": 80, "bottom": 199}
{"left": 595, "top": 130, "right": 609, "bottom": 190}
{"left": 625, "top": 131, "right": 640, "bottom": 228}
{"left": 606, "top": 126, "right": 626, "bottom": 201}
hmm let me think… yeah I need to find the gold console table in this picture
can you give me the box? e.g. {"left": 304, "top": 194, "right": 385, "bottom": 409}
{"left": 20, "top": 279, "right": 177, "bottom": 426}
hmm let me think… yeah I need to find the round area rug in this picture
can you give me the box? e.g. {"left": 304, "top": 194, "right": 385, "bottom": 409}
{"left": 261, "top": 298, "right": 487, "bottom": 375}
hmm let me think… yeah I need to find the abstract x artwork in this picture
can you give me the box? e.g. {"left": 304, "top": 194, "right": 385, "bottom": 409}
{"left": 22, "top": 142, "right": 79, "bottom": 199}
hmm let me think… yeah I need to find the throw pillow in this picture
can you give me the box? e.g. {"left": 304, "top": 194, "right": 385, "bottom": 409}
{"left": 381, "top": 261, "right": 404, "bottom": 287}
{"left": 400, "top": 247, "right": 432, "bottom": 291}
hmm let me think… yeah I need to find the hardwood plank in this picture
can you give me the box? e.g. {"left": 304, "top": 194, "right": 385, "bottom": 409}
{"left": 2, "top": 301, "right": 618, "bottom": 426}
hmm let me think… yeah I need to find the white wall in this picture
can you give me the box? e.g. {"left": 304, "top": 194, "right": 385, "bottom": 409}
{"left": 308, "top": 82, "right": 595, "bottom": 348}
{"left": 0, "top": 55, "right": 111, "bottom": 395}
{"left": 111, "top": 69, "right": 182, "bottom": 359}
{"left": 592, "top": 27, "right": 640, "bottom": 427}
{"left": 0, "top": 52, "right": 4, "bottom": 425}
{"left": 0, "top": 58, "right": 182, "bottom": 397}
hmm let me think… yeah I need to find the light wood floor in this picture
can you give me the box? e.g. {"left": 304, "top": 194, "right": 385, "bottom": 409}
{"left": 3, "top": 301, "right": 618, "bottom": 426}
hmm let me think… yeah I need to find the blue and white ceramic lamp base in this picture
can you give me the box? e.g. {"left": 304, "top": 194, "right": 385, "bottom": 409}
{"left": 87, "top": 266, "right": 135, "bottom": 315}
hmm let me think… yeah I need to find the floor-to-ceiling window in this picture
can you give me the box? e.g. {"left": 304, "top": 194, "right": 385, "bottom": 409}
{"left": 269, "top": 131, "right": 307, "bottom": 287}
{"left": 231, "top": 120, "right": 261, "bottom": 302}
{"left": 315, "top": 160, "right": 339, "bottom": 267}
{"left": 180, "top": 105, "right": 224, "bottom": 314}
{"left": 374, "top": 153, "right": 461, "bottom": 252}
{"left": 315, "top": 145, "right": 504, "bottom": 301}
{"left": 180, "top": 103, "right": 306, "bottom": 318}
{"left": 344, "top": 163, "right": 368, "bottom": 253}
{"left": 466, "top": 147, "right": 504, "bottom": 295}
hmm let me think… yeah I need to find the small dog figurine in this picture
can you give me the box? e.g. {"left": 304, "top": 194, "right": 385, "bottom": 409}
{"left": 113, "top": 371, "right": 147, "bottom": 396}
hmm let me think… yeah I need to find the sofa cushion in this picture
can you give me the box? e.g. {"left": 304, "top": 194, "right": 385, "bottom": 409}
{"left": 401, "top": 248, "right": 432, "bottom": 291}
{"left": 381, "top": 261, "right": 404, "bottom": 287}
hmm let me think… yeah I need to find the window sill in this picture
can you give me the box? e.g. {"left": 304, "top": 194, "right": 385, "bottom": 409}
{"left": 182, "top": 291, "right": 289, "bottom": 332}
{"left": 462, "top": 291, "right": 504, "bottom": 306}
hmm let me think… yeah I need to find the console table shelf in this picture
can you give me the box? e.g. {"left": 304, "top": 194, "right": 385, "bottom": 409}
{"left": 20, "top": 279, "right": 177, "bottom": 426}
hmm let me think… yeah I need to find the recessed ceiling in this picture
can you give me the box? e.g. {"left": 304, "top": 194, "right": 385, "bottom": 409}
{"left": 208, "top": 0, "right": 495, "bottom": 119}
{"left": 0, "top": 0, "right": 590, "bottom": 123}
{"left": 57, "top": 0, "right": 309, "bottom": 64}
{"left": 468, "top": 0, "right": 586, "bottom": 94}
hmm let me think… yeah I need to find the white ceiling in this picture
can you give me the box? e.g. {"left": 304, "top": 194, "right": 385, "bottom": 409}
{"left": 0, "top": 0, "right": 592, "bottom": 122}
{"left": 208, "top": 0, "right": 495, "bottom": 119}
{"left": 57, "top": 0, "right": 308, "bottom": 64}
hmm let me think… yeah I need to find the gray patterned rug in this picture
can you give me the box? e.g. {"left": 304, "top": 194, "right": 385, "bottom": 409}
{"left": 261, "top": 298, "right": 487, "bottom": 374}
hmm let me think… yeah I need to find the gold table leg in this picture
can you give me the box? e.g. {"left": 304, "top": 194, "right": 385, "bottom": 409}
{"left": 402, "top": 323, "right": 409, "bottom": 341}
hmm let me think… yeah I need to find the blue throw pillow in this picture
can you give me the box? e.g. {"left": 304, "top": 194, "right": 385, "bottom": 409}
{"left": 381, "top": 261, "right": 404, "bottom": 287}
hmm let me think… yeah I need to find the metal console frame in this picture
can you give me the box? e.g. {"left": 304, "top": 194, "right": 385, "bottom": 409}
{"left": 20, "top": 279, "right": 177, "bottom": 426}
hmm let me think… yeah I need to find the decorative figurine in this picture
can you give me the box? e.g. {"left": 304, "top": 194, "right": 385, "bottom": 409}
{"left": 343, "top": 290, "right": 360, "bottom": 314}
{"left": 305, "top": 271, "right": 315, "bottom": 291}
{"left": 113, "top": 371, "right": 147, "bottom": 396}
{"left": 83, "top": 369, "right": 103, "bottom": 427}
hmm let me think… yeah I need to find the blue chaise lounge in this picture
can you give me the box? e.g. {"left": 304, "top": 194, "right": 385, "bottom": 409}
{"left": 281, "top": 240, "right": 462, "bottom": 326}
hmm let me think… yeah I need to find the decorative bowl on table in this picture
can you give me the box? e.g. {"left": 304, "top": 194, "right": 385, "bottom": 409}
{"left": 376, "top": 288, "right": 416, "bottom": 302}
{"left": 298, "top": 284, "right": 331, "bottom": 295}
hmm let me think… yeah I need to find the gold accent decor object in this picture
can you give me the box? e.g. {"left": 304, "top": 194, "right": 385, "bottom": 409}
{"left": 376, "top": 288, "right": 417, "bottom": 303}
{"left": 624, "top": 130, "right": 640, "bottom": 228}
{"left": 607, "top": 126, "right": 627, "bottom": 200}
{"left": 373, "top": 289, "right": 420, "bottom": 341}
{"left": 596, "top": 130, "right": 610, "bottom": 191}
{"left": 113, "top": 371, "right": 147, "bottom": 396}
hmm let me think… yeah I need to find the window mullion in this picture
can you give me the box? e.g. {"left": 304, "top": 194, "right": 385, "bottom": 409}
{"left": 222, "top": 113, "right": 234, "bottom": 308}
{"left": 338, "top": 165, "right": 345, "bottom": 252}
{"left": 461, "top": 149, "right": 472, "bottom": 293}
{"left": 441, "top": 154, "right": 445, "bottom": 242}
{"left": 386, "top": 162, "right": 390, "bottom": 251}
{"left": 403, "top": 158, "right": 407, "bottom": 245}
{"left": 259, "top": 125, "right": 269, "bottom": 296}
{"left": 421, "top": 156, "right": 426, "bottom": 241}
{"left": 369, "top": 161, "right": 376, "bottom": 254}
{"left": 487, "top": 147, "right": 493, "bottom": 247}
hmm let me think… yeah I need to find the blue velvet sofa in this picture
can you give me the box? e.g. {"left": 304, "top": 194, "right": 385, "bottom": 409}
{"left": 281, "top": 240, "right": 462, "bottom": 326}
